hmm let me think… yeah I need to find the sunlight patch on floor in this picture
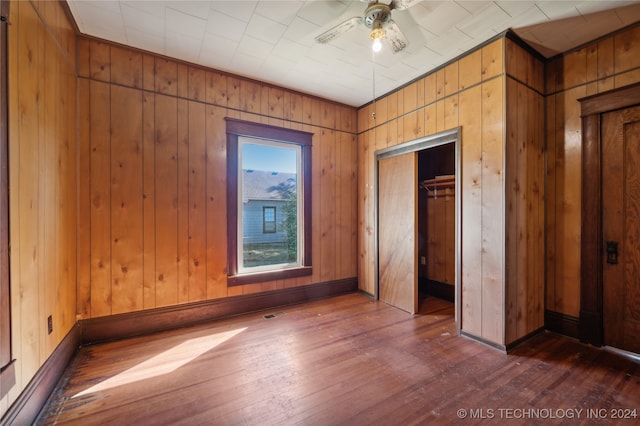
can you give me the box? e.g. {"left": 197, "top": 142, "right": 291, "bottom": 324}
{"left": 73, "top": 327, "right": 247, "bottom": 398}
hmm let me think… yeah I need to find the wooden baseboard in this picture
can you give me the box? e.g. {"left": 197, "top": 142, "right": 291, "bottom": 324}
{"left": 81, "top": 278, "right": 358, "bottom": 345}
{"left": 2, "top": 324, "right": 81, "bottom": 426}
{"left": 545, "top": 310, "right": 580, "bottom": 340}
{"left": 505, "top": 326, "right": 545, "bottom": 352}
{"left": 419, "top": 278, "right": 455, "bottom": 302}
{"left": 460, "top": 330, "right": 507, "bottom": 353}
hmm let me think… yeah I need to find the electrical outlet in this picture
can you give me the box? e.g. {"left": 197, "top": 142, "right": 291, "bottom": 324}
{"left": 420, "top": 256, "right": 426, "bottom": 265}
{"left": 47, "top": 315, "right": 53, "bottom": 335}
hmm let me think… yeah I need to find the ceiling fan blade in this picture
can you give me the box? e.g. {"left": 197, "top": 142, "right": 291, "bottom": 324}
{"left": 385, "top": 20, "right": 408, "bottom": 53}
{"left": 315, "top": 17, "right": 363, "bottom": 44}
{"left": 390, "top": 0, "right": 423, "bottom": 10}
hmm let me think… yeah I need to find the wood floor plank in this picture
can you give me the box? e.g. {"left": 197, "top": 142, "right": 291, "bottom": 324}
{"left": 38, "top": 293, "right": 640, "bottom": 425}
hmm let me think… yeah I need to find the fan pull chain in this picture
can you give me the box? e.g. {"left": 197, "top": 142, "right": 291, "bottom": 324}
{"left": 371, "top": 49, "right": 377, "bottom": 121}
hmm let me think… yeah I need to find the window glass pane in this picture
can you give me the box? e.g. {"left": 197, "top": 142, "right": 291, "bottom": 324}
{"left": 239, "top": 138, "right": 301, "bottom": 271}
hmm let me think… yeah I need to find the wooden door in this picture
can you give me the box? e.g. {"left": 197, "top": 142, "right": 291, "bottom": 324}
{"left": 378, "top": 152, "right": 417, "bottom": 314}
{"left": 602, "top": 105, "right": 640, "bottom": 353}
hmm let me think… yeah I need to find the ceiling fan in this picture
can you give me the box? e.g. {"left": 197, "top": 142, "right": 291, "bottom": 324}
{"left": 314, "top": 0, "right": 422, "bottom": 53}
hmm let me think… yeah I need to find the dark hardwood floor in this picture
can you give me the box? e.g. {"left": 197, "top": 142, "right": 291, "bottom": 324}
{"left": 37, "top": 293, "right": 640, "bottom": 425}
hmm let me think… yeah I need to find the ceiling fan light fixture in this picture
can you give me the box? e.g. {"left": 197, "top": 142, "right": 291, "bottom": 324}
{"left": 370, "top": 19, "right": 385, "bottom": 52}
{"left": 372, "top": 37, "right": 382, "bottom": 52}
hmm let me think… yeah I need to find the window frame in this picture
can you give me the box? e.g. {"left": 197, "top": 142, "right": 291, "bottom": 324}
{"left": 262, "top": 206, "right": 276, "bottom": 234}
{"left": 226, "top": 118, "right": 312, "bottom": 286}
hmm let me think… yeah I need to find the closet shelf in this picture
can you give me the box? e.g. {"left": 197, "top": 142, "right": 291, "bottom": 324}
{"left": 420, "top": 175, "right": 455, "bottom": 191}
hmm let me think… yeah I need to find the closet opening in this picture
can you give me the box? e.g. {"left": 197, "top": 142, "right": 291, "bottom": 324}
{"left": 375, "top": 128, "right": 460, "bottom": 326}
{"left": 417, "top": 142, "right": 455, "bottom": 315}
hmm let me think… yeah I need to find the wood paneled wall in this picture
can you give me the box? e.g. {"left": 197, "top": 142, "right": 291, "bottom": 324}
{"left": 357, "top": 38, "right": 510, "bottom": 345}
{"left": 505, "top": 40, "right": 545, "bottom": 343}
{"left": 76, "top": 39, "right": 358, "bottom": 318}
{"left": 2, "top": 0, "right": 77, "bottom": 416}
{"left": 358, "top": 36, "right": 546, "bottom": 347}
{"left": 546, "top": 23, "right": 640, "bottom": 318}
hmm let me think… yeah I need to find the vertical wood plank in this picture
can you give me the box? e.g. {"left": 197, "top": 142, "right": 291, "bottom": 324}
{"left": 155, "top": 59, "right": 178, "bottom": 96}
{"left": 424, "top": 104, "right": 436, "bottom": 136}
{"left": 188, "top": 101, "right": 207, "bottom": 301}
{"left": 559, "top": 85, "right": 585, "bottom": 317}
{"left": 318, "top": 101, "right": 333, "bottom": 130}
{"left": 206, "top": 71, "right": 228, "bottom": 107}
{"left": 403, "top": 81, "right": 418, "bottom": 114}
{"left": 374, "top": 96, "right": 388, "bottom": 125}
{"left": 90, "top": 40, "right": 110, "bottom": 81}
{"left": 77, "top": 37, "right": 90, "bottom": 78}
{"left": 89, "top": 80, "right": 112, "bottom": 317}
{"left": 206, "top": 105, "right": 228, "bottom": 299}
{"left": 336, "top": 132, "right": 346, "bottom": 280}
{"left": 444, "top": 62, "right": 459, "bottom": 97}
{"left": 349, "top": 133, "right": 358, "bottom": 279}
{"left": 34, "top": 0, "right": 47, "bottom": 366}
{"left": 531, "top": 89, "right": 545, "bottom": 334}
{"left": 387, "top": 91, "right": 398, "bottom": 121}
{"left": 110, "top": 45, "right": 142, "bottom": 88}
{"left": 481, "top": 78, "right": 505, "bottom": 344}
{"left": 142, "top": 54, "right": 155, "bottom": 92}
{"left": 311, "top": 125, "right": 322, "bottom": 285}
{"left": 110, "top": 85, "right": 143, "bottom": 314}
{"left": 614, "top": 25, "right": 640, "bottom": 75}
{"left": 459, "top": 49, "right": 481, "bottom": 90}
{"left": 358, "top": 130, "right": 373, "bottom": 294}
{"left": 444, "top": 95, "right": 459, "bottom": 131}
{"left": 563, "top": 48, "right": 587, "bottom": 89}
{"left": 176, "top": 64, "right": 188, "bottom": 99}
{"left": 459, "top": 85, "right": 483, "bottom": 336}
{"left": 425, "top": 73, "right": 437, "bottom": 106}
{"left": 320, "top": 129, "right": 336, "bottom": 283}
{"left": 545, "top": 94, "right": 557, "bottom": 312}
{"left": 482, "top": 39, "right": 503, "bottom": 80}
{"left": 436, "top": 69, "right": 445, "bottom": 100}
{"left": 289, "top": 92, "right": 303, "bottom": 124}
{"left": 505, "top": 78, "right": 518, "bottom": 344}
{"left": 154, "top": 94, "right": 179, "bottom": 307}
{"left": 77, "top": 79, "right": 91, "bottom": 319}
{"left": 436, "top": 100, "right": 445, "bottom": 132}
{"left": 142, "top": 92, "right": 156, "bottom": 309}
{"left": 240, "top": 80, "right": 260, "bottom": 114}
{"left": 177, "top": 99, "right": 190, "bottom": 303}
{"left": 227, "top": 77, "right": 241, "bottom": 111}
{"left": 188, "top": 66, "right": 205, "bottom": 101}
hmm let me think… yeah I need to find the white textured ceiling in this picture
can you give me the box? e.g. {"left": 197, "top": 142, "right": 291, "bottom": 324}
{"left": 67, "top": 1, "right": 640, "bottom": 107}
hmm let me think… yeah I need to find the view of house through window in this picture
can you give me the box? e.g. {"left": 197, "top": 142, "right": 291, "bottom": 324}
{"left": 238, "top": 138, "right": 302, "bottom": 272}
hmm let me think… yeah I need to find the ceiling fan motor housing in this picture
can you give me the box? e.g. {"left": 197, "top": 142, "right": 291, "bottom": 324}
{"left": 363, "top": 3, "right": 392, "bottom": 29}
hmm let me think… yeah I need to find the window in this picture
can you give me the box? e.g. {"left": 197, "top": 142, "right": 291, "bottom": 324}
{"left": 226, "top": 118, "right": 312, "bottom": 286}
{"left": 263, "top": 207, "right": 276, "bottom": 234}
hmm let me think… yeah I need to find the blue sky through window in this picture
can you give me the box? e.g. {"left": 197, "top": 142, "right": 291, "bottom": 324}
{"left": 242, "top": 141, "right": 297, "bottom": 174}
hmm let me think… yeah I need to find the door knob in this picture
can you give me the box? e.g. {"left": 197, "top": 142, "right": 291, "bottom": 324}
{"left": 606, "top": 241, "right": 618, "bottom": 265}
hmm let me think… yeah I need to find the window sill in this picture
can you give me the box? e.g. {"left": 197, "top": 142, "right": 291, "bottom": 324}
{"left": 228, "top": 266, "right": 312, "bottom": 286}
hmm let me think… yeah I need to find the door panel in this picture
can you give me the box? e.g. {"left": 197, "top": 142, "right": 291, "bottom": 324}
{"left": 378, "top": 152, "right": 417, "bottom": 314}
{"left": 603, "top": 105, "right": 640, "bottom": 353}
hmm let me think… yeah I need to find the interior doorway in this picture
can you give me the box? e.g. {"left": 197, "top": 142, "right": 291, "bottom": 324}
{"left": 602, "top": 105, "right": 640, "bottom": 354}
{"left": 375, "top": 129, "right": 460, "bottom": 328}
{"left": 579, "top": 83, "right": 640, "bottom": 350}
